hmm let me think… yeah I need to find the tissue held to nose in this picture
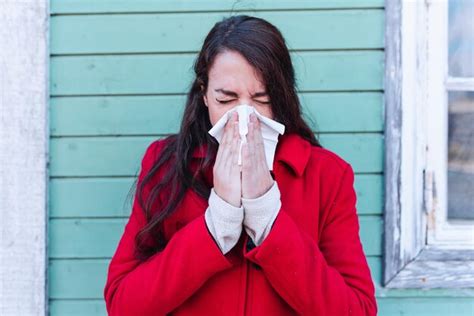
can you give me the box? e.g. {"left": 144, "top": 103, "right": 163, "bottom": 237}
{"left": 208, "top": 104, "right": 285, "bottom": 170}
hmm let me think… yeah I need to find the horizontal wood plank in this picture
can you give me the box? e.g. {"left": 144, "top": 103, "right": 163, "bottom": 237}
{"left": 49, "top": 178, "right": 137, "bottom": 218}
{"left": 50, "top": 0, "right": 384, "bottom": 14}
{"left": 319, "top": 133, "right": 383, "bottom": 173}
{"left": 49, "top": 136, "right": 160, "bottom": 178}
{"left": 50, "top": 51, "right": 383, "bottom": 95}
{"left": 49, "top": 297, "right": 474, "bottom": 316}
{"left": 49, "top": 256, "right": 379, "bottom": 299}
{"left": 49, "top": 134, "right": 383, "bottom": 177}
{"left": 48, "top": 256, "right": 474, "bottom": 301}
{"left": 49, "top": 299, "right": 105, "bottom": 316}
{"left": 376, "top": 297, "right": 474, "bottom": 315}
{"left": 50, "top": 92, "right": 383, "bottom": 136}
{"left": 49, "top": 175, "right": 382, "bottom": 218}
{"left": 48, "top": 215, "right": 382, "bottom": 258}
{"left": 51, "top": 10, "right": 383, "bottom": 54}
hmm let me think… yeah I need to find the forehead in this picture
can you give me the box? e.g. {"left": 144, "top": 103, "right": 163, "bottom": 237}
{"left": 208, "top": 50, "right": 265, "bottom": 91}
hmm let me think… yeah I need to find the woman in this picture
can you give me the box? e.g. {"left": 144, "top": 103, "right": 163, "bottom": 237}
{"left": 104, "top": 15, "right": 377, "bottom": 315}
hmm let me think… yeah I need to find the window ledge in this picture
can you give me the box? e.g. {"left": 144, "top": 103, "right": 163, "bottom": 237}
{"left": 385, "top": 246, "right": 474, "bottom": 288}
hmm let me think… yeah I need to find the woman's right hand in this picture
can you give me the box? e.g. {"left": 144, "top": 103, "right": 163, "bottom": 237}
{"left": 212, "top": 111, "right": 242, "bottom": 208}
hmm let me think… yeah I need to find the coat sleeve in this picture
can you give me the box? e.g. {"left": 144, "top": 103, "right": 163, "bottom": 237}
{"left": 103, "top": 140, "right": 237, "bottom": 315}
{"left": 242, "top": 163, "right": 378, "bottom": 316}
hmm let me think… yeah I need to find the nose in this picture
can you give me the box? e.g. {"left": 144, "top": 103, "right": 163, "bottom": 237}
{"left": 235, "top": 98, "right": 257, "bottom": 108}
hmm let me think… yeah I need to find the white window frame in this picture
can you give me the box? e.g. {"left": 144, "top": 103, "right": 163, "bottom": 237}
{"left": 384, "top": 0, "right": 474, "bottom": 289}
{"left": 424, "top": 0, "right": 474, "bottom": 247}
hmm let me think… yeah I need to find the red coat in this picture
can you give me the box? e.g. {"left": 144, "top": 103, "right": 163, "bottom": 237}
{"left": 104, "top": 132, "right": 377, "bottom": 315}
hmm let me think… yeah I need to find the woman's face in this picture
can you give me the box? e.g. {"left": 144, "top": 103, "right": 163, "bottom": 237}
{"left": 202, "top": 50, "right": 274, "bottom": 126}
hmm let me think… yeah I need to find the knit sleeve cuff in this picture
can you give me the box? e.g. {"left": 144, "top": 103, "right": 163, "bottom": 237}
{"left": 204, "top": 188, "right": 244, "bottom": 255}
{"left": 241, "top": 180, "right": 282, "bottom": 246}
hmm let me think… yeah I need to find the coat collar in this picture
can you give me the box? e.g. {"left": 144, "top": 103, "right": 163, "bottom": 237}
{"left": 192, "top": 132, "right": 312, "bottom": 177}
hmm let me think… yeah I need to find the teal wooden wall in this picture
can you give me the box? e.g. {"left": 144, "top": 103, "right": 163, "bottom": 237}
{"left": 48, "top": 1, "right": 473, "bottom": 315}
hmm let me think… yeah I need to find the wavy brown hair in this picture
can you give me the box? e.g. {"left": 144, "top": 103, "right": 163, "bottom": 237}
{"left": 132, "top": 14, "right": 322, "bottom": 262}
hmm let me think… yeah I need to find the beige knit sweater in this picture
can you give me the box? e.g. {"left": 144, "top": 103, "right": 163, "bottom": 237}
{"left": 204, "top": 180, "right": 281, "bottom": 254}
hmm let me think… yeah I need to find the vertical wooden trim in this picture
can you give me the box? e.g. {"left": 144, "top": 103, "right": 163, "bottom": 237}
{"left": 383, "top": 0, "right": 403, "bottom": 285}
{"left": 0, "top": 0, "right": 49, "bottom": 315}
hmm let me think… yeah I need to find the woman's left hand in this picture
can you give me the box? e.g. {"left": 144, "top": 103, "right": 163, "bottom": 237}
{"left": 241, "top": 112, "right": 274, "bottom": 199}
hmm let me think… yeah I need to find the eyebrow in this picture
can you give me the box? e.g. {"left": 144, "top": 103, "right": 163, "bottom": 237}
{"left": 214, "top": 88, "right": 268, "bottom": 98}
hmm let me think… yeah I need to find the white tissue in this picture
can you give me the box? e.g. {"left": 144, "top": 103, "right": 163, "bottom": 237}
{"left": 208, "top": 104, "right": 285, "bottom": 170}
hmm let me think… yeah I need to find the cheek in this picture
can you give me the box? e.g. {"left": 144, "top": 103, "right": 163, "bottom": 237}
{"left": 208, "top": 105, "right": 230, "bottom": 126}
{"left": 256, "top": 106, "right": 274, "bottom": 120}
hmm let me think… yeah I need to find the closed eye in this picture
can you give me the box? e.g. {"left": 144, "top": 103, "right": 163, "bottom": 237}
{"left": 216, "top": 98, "right": 270, "bottom": 105}
{"left": 216, "top": 98, "right": 235, "bottom": 104}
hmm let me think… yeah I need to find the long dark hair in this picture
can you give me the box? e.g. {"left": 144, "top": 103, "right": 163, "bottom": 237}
{"left": 132, "top": 14, "right": 322, "bottom": 262}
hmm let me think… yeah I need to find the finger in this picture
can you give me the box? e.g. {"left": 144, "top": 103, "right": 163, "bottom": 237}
{"left": 224, "top": 119, "right": 240, "bottom": 173}
{"left": 247, "top": 113, "right": 257, "bottom": 168}
{"left": 253, "top": 115, "right": 267, "bottom": 170}
{"left": 249, "top": 113, "right": 264, "bottom": 172}
{"left": 241, "top": 115, "right": 250, "bottom": 170}
{"left": 241, "top": 141, "right": 248, "bottom": 173}
{"left": 232, "top": 119, "right": 240, "bottom": 167}
{"left": 220, "top": 112, "right": 237, "bottom": 166}
{"left": 223, "top": 111, "right": 236, "bottom": 147}
{"left": 214, "top": 118, "right": 228, "bottom": 168}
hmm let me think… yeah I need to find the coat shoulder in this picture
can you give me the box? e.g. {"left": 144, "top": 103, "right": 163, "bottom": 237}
{"left": 305, "top": 144, "right": 355, "bottom": 200}
{"left": 143, "top": 135, "right": 175, "bottom": 162}
{"left": 307, "top": 145, "right": 351, "bottom": 177}
{"left": 138, "top": 136, "right": 176, "bottom": 178}
{"left": 306, "top": 145, "right": 357, "bottom": 230}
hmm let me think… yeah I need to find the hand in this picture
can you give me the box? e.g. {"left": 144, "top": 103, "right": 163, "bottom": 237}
{"left": 212, "top": 111, "right": 242, "bottom": 207}
{"left": 241, "top": 113, "right": 274, "bottom": 199}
